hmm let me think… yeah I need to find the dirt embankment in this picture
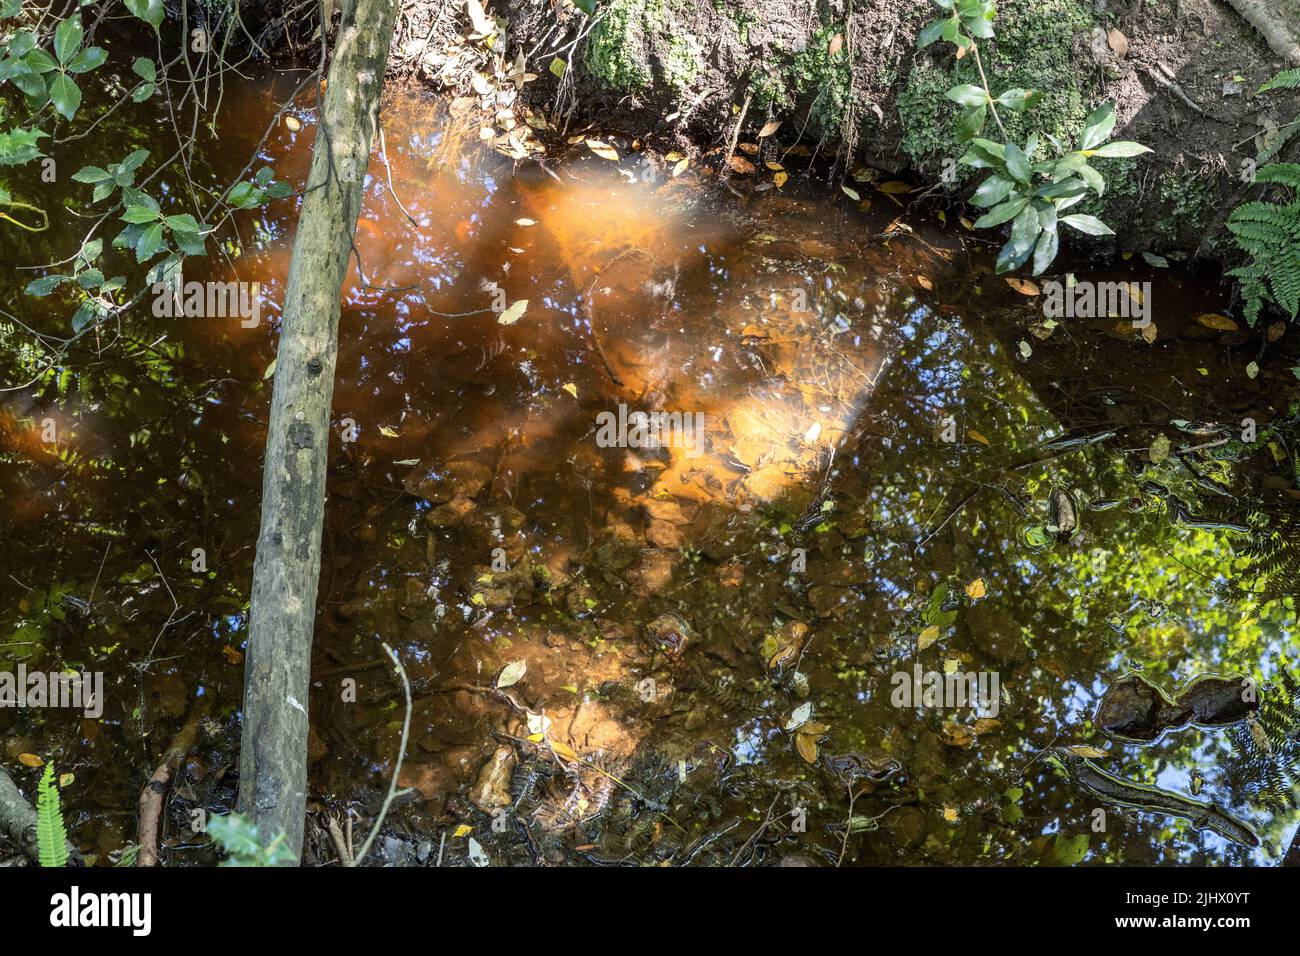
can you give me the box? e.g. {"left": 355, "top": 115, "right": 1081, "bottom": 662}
{"left": 272, "top": 0, "right": 1300, "bottom": 263}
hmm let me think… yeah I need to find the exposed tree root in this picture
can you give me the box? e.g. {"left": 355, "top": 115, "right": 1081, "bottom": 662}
{"left": 1224, "top": 0, "right": 1300, "bottom": 65}
{"left": 137, "top": 699, "right": 211, "bottom": 866}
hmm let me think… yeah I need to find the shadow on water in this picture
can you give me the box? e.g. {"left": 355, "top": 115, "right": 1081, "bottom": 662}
{"left": 2, "top": 63, "right": 1299, "bottom": 866}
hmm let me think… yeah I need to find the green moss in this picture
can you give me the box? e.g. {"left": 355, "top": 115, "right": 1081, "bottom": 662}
{"left": 899, "top": 0, "right": 1099, "bottom": 171}
{"left": 664, "top": 33, "right": 703, "bottom": 95}
{"left": 1154, "top": 167, "right": 1218, "bottom": 240}
{"left": 748, "top": 24, "right": 851, "bottom": 134}
{"left": 584, "top": 0, "right": 662, "bottom": 92}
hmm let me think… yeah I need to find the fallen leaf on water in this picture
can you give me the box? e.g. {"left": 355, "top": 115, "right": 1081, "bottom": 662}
{"left": 739, "top": 143, "right": 759, "bottom": 155}
{"left": 785, "top": 701, "right": 812, "bottom": 731}
{"left": 758, "top": 119, "right": 781, "bottom": 137}
{"left": 943, "top": 807, "right": 959, "bottom": 822}
{"left": 1140, "top": 321, "right": 1158, "bottom": 343}
{"left": 774, "top": 171, "right": 788, "bottom": 188}
{"left": 795, "top": 732, "right": 819, "bottom": 764}
{"left": 1064, "top": 745, "right": 1107, "bottom": 758}
{"left": 585, "top": 138, "right": 619, "bottom": 161}
{"left": 497, "top": 299, "right": 528, "bottom": 325}
{"left": 876, "top": 180, "right": 913, "bottom": 194}
{"left": 841, "top": 184, "right": 861, "bottom": 201}
{"left": 562, "top": 382, "right": 578, "bottom": 398}
{"left": 378, "top": 425, "right": 399, "bottom": 438}
{"left": 1018, "top": 340, "right": 1033, "bottom": 358}
{"left": 262, "top": 358, "right": 276, "bottom": 380}
{"left": 453, "top": 824, "right": 473, "bottom": 838}
{"left": 917, "top": 275, "right": 933, "bottom": 290}
{"left": 284, "top": 115, "right": 301, "bottom": 132}
{"left": 918, "top": 624, "right": 941, "bottom": 650}
{"left": 968, "top": 428, "right": 990, "bottom": 446}
{"left": 1004, "top": 277, "right": 1040, "bottom": 296}
{"left": 1148, "top": 433, "right": 1171, "bottom": 464}
{"left": 515, "top": 218, "right": 536, "bottom": 226}
{"left": 17, "top": 754, "right": 43, "bottom": 768}
{"left": 765, "top": 161, "right": 784, "bottom": 171}
{"left": 1267, "top": 321, "right": 1286, "bottom": 342}
{"left": 972, "top": 718, "right": 1001, "bottom": 735}
{"left": 673, "top": 157, "right": 689, "bottom": 177}
{"left": 940, "top": 722, "right": 974, "bottom": 748}
{"left": 467, "top": 837, "right": 490, "bottom": 866}
{"left": 965, "top": 578, "right": 986, "bottom": 600}
{"left": 496, "top": 658, "right": 527, "bottom": 688}
{"left": 727, "top": 155, "right": 755, "bottom": 174}
{"left": 222, "top": 644, "right": 244, "bottom": 665}
{"left": 1246, "top": 361, "right": 1260, "bottom": 379}
{"left": 1195, "top": 313, "right": 1238, "bottom": 331}
{"left": 804, "top": 421, "right": 821, "bottom": 443}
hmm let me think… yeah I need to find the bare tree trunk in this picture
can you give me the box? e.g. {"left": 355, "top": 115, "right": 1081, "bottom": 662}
{"left": 1225, "top": 0, "right": 1300, "bottom": 65}
{"left": 237, "top": 0, "right": 400, "bottom": 862}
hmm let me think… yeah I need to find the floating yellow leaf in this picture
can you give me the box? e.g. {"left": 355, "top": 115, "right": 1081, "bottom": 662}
{"left": 453, "top": 824, "right": 473, "bottom": 838}
{"left": 795, "top": 732, "right": 819, "bottom": 764}
{"left": 774, "top": 171, "right": 788, "bottom": 188}
{"left": 943, "top": 807, "right": 959, "bottom": 822}
{"left": 765, "top": 161, "right": 784, "bottom": 171}
{"left": 585, "top": 138, "right": 619, "bottom": 161}
{"left": 1064, "top": 745, "right": 1107, "bottom": 759}
{"left": 916, "top": 275, "right": 933, "bottom": 291}
{"left": 284, "top": 115, "right": 301, "bottom": 132}
{"left": 562, "top": 382, "right": 578, "bottom": 398}
{"left": 965, "top": 578, "right": 986, "bottom": 600}
{"left": 497, "top": 299, "right": 528, "bottom": 325}
{"left": 727, "top": 155, "right": 755, "bottom": 175}
{"left": 378, "top": 425, "right": 399, "bottom": 438}
{"left": 918, "top": 624, "right": 941, "bottom": 651}
{"left": 968, "top": 428, "right": 990, "bottom": 446}
{"left": 496, "top": 659, "right": 527, "bottom": 688}
{"left": 17, "top": 753, "right": 43, "bottom": 768}
{"left": 1195, "top": 312, "right": 1238, "bottom": 331}
{"left": 673, "top": 157, "right": 689, "bottom": 177}
{"left": 222, "top": 644, "right": 244, "bottom": 665}
{"left": 1004, "top": 277, "right": 1040, "bottom": 296}
{"left": 876, "top": 180, "right": 913, "bottom": 194}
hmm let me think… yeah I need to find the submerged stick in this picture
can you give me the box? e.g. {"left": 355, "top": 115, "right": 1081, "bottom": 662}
{"left": 138, "top": 699, "right": 210, "bottom": 866}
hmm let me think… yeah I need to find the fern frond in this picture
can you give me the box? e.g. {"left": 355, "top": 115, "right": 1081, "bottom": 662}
{"left": 36, "top": 762, "right": 68, "bottom": 868}
{"left": 1260, "top": 69, "right": 1300, "bottom": 93}
{"left": 1254, "top": 163, "right": 1300, "bottom": 190}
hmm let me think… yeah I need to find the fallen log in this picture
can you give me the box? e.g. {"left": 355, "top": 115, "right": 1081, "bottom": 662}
{"left": 236, "top": 0, "right": 402, "bottom": 862}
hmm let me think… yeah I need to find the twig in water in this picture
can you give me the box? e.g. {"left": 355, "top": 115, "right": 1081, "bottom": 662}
{"left": 348, "top": 642, "right": 415, "bottom": 866}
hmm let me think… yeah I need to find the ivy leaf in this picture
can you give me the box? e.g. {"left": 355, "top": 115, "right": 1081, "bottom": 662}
{"left": 48, "top": 73, "right": 81, "bottom": 120}
{"left": 125, "top": 0, "right": 164, "bottom": 30}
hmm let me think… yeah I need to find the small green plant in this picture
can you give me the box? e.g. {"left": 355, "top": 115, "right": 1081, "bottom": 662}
{"left": 916, "top": 0, "right": 1150, "bottom": 274}
{"left": 1226, "top": 163, "right": 1300, "bottom": 326}
{"left": 36, "top": 762, "right": 68, "bottom": 868}
{"left": 207, "top": 812, "right": 295, "bottom": 866}
{"left": 1257, "top": 69, "right": 1300, "bottom": 164}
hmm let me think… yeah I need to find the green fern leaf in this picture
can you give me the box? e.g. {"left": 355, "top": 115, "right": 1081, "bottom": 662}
{"left": 1260, "top": 69, "right": 1300, "bottom": 93}
{"left": 36, "top": 762, "right": 68, "bottom": 868}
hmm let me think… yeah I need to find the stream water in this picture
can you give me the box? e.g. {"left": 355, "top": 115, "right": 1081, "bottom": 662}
{"left": 2, "top": 58, "right": 1299, "bottom": 866}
